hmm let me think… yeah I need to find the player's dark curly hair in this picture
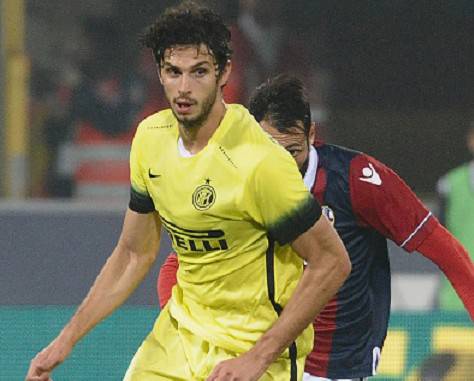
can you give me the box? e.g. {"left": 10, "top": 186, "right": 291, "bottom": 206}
{"left": 249, "top": 74, "right": 312, "bottom": 136}
{"left": 141, "top": 1, "right": 232, "bottom": 74}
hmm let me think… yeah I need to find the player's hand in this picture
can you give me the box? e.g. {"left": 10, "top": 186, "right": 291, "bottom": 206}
{"left": 206, "top": 351, "right": 268, "bottom": 381}
{"left": 25, "top": 337, "right": 72, "bottom": 381}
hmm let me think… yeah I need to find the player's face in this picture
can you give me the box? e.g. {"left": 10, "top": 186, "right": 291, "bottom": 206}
{"left": 159, "top": 44, "right": 230, "bottom": 129}
{"left": 260, "top": 120, "right": 314, "bottom": 172}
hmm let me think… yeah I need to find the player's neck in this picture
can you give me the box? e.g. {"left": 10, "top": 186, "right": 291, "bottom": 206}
{"left": 178, "top": 100, "right": 227, "bottom": 154}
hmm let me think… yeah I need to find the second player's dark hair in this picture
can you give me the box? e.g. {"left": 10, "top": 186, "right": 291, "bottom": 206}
{"left": 141, "top": 1, "right": 232, "bottom": 74}
{"left": 249, "top": 74, "right": 312, "bottom": 136}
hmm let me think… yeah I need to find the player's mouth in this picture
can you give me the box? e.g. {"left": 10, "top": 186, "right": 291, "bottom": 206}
{"left": 175, "top": 99, "right": 196, "bottom": 114}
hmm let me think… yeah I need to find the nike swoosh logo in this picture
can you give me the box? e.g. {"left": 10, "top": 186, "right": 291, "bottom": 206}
{"left": 359, "top": 163, "right": 382, "bottom": 186}
{"left": 148, "top": 169, "right": 161, "bottom": 179}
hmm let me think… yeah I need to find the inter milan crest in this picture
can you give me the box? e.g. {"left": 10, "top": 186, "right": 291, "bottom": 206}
{"left": 322, "top": 205, "right": 335, "bottom": 225}
{"left": 192, "top": 178, "right": 216, "bottom": 211}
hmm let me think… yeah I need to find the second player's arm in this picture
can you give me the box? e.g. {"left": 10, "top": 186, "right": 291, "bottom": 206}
{"left": 250, "top": 215, "right": 350, "bottom": 367}
{"left": 208, "top": 215, "right": 351, "bottom": 380}
{"left": 26, "top": 209, "right": 161, "bottom": 380}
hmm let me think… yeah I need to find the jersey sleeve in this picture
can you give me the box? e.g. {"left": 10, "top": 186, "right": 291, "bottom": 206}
{"left": 247, "top": 148, "right": 322, "bottom": 245}
{"left": 129, "top": 127, "right": 155, "bottom": 213}
{"left": 416, "top": 223, "right": 474, "bottom": 320}
{"left": 349, "top": 154, "right": 437, "bottom": 252}
{"left": 157, "top": 253, "right": 179, "bottom": 309}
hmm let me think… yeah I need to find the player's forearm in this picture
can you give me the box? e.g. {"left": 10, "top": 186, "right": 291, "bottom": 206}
{"left": 418, "top": 223, "right": 474, "bottom": 319}
{"left": 249, "top": 222, "right": 350, "bottom": 367}
{"left": 59, "top": 245, "right": 157, "bottom": 347}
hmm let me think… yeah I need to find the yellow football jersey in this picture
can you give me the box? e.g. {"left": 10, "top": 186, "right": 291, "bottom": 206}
{"left": 129, "top": 104, "right": 321, "bottom": 359}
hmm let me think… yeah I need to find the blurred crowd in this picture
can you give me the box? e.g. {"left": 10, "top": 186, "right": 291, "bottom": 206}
{"left": 27, "top": 0, "right": 330, "bottom": 198}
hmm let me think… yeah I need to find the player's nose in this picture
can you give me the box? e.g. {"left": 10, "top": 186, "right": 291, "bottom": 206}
{"left": 178, "top": 73, "right": 191, "bottom": 93}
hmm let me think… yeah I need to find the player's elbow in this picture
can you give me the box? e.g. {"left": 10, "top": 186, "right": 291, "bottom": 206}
{"left": 308, "top": 245, "right": 351, "bottom": 288}
{"left": 325, "top": 242, "right": 352, "bottom": 284}
{"left": 324, "top": 227, "right": 351, "bottom": 284}
{"left": 340, "top": 252, "right": 352, "bottom": 281}
{"left": 336, "top": 247, "right": 352, "bottom": 282}
{"left": 322, "top": 245, "right": 351, "bottom": 284}
{"left": 133, "top": 248, "right": 158, "bottom": 267}
{"left": 116, "top": 241, "right": 158, "bottom": 268}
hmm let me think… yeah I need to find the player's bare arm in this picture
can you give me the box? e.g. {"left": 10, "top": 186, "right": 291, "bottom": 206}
{"left": 26, "top": 209, "right": 161, "bottom": 381}
{"left": 207, "top": 215, "right": 351, "bottom": 381}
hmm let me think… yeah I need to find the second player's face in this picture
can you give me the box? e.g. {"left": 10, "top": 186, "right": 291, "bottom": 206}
{"left": 260, "top": 120, "right": 310, "bottom": 171}
{"left": 159, "top": 44, "right": 228, "bottom": 129}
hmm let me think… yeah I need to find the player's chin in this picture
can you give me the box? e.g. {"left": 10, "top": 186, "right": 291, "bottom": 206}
{"left": 177, "top": 114, "right": 193, "bottom": 121}
{"left": 178, "top": 114, "right": 203, "bottom": 128}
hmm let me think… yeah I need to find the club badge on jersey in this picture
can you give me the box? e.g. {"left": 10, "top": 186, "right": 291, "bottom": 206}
{"left": 192, "top": 178, "right": 216, "bottom": 211}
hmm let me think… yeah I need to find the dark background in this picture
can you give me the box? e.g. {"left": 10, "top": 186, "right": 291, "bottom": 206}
{"left": 26, "top": 0, "right": 474, "bottom": 197}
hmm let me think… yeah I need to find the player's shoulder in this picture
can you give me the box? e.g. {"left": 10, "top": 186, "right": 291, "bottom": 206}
{"left": 317, "top": 142, "right": 401, "bottom": 187}
{"left": 321, "top": 142, "right": 392, "bottom": 174}
{"left": 134, "top": 109, "right": 177, "bottom": 141}
{"left": 237, "top": 105, "right": 290, "bottom": 158}
{"left": 224, "top": 104, "right": 268, "bottom": 147}
{"left": 317, "top": 141, "right": 360, "bottom": 160}
{"left": 316, "top": 142, "right": 362, "bottom": 174}
{"left": 224, "top": 104, "right": 253, "bottom": 127}
{"left": 223, "top": 104, "right": 292, "bottom": 169}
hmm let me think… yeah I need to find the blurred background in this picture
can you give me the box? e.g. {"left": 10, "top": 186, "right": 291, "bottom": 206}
{"left": 1, "top": 0, "right": 473, "bottom": 380}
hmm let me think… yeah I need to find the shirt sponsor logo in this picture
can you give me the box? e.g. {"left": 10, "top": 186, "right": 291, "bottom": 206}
{"left": 359, "top": 163, "right": 382, "bottom": 186}
{"left": 161, "top": 217, "right": 228, "bottom": 253}
{"left": 192, "top": 179, "right": 216, "bottom": 210}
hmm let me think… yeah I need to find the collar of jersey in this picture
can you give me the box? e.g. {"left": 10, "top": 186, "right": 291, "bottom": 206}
{"left": 175, "top": 103, "right": 235, "bottom": 158}
{"left": 303, "top": 145, "right": 318, "bottom": 190}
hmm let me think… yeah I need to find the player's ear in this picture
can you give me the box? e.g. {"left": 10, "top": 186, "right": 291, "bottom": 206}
{"left": 157, "top": 66, "right": 164, "bottom": 85}
{"left": 308, "top": 122, "right": 317, "bottom": 145}
{"left": 218, "top": 60, "right": 232, "bottom": 87}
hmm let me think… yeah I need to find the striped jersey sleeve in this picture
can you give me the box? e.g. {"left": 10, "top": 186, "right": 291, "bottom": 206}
{"left": 349, "top": 153, "right": 436, "bottom": 252}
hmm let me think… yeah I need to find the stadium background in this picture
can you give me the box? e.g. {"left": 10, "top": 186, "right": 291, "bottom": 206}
{"left": 1, "top": 0, "right": 472, "bottom": 380}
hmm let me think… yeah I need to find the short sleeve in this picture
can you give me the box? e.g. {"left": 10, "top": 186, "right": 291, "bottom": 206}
{"left": 129, "top": 129, "right": 155, "bottom": 214}
{"left": 350, "top": 154, "right": 437, "bottom": 252}
{"left": 248, "top": 149, "right": 322, "bottom": 245}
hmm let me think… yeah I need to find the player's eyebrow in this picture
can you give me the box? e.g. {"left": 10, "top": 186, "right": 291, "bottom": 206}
{"left": 190, "top": 61, "right": 212, "bottom": 69}
{"left": 161, "top": 61, "right": 178, "bottom": 69}
{"left": 161, "top": 60, "right": 212, "bottom": 70}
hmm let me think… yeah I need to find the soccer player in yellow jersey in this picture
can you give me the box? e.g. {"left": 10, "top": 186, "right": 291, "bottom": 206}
{"left": 26, "top": 2, "right": 350, "bottom": 381}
